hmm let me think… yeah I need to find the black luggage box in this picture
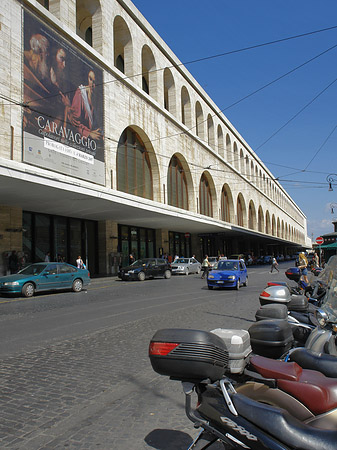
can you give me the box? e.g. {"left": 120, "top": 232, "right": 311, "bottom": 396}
{"left": 255, "top": 304, "right": 288, "bottom": 321}
{"left": 285, "top": 267, "right": 301, "bottom": 282}
{"left": 248, "top": 320, "right": 294, "bottom": 359}
{"left": 288, "top": 295, "right": 309, "bottom": 312}
{"left": 149, "top": 328, "right": 229, "bottom": 382}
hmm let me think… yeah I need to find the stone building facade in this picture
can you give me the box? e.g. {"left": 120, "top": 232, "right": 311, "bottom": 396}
{"left": 0, "top": 0, "right": 309, "bottom": 275}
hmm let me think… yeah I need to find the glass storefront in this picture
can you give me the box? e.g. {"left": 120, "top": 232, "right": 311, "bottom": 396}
{"left": 169, "top": 231, "right": 191, "bottom": 260}
{"left": 22, "top": 212, "right": 98, "bottom": 273}
{"left": 118, "top": 224, "right": 155, "bottom": 267}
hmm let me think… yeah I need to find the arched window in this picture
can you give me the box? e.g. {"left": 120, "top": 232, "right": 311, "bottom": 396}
{"left": 117, "top": 128, "right": 153, "bottom": 200}
{"left": 76, "top": 0, "right": 101, "bottom": 51}
{"left": 248, "top": 201, "right": 256, "bottom": 230}
{"left": 113, "top": 16, "right": 133, "bottom": 76}
{"left": 195, "top": 102, "right": 204, "bottom": 139}
{"left": 181, "top": 86, "right": 192, "bottom": 127}
{"left": 163, "top": 68, "right": 176, "bottom": 114}
{"left": 207, "top": 114, "right": 214, "bottom": 147}
{"left": 237, "top": 197, "right": 244, "bottom": 227}
{"left": 167, "top": 156, "right": 188, "bottom": 210}
{"left": 141, "top": 45, "right": 156, "bottom": 99}
{"left": 199, "top": 174, "right": 212, "bottom": 217}
{"left": 226, "top": 134, "right": 231, "bottom": 163}
{"left": 258, "top": 207, "right": 264, "bottom": 232}
{"left": 221, "top": 186, "right": 230, "bottom": 222}
{"left": 217, "top": 125, "right": 224, "bottom": 157}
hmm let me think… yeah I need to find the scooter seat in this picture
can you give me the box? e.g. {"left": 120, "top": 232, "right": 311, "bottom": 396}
{"left": 289, "top": 347, "right": 337, "bottom": 378}
{"left": 250, "top": 355, "right": 337, "bottom": 415}
{"left": 232, "top": 392, "right": 337, "bottom": 450}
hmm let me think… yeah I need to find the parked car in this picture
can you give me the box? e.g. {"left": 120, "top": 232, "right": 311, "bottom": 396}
{"left": 171, "top": 257, "right": 201, "bottom": 275}
{"left": 118, "top": 258, "right": 172, "bottom": 281}
{"left": 263, "top": 255, "right": 272, "bottom": 265}
{"left": 207, "top": 257, "right": 218, "bottom": 269}
{"left": 207, "top": 259, "right": 248, "bottom": 290}
{"left": 0, "top": 262, "right": 90, "bottom": 298}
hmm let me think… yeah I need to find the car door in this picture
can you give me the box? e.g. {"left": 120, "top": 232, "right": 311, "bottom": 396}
{"left": 146, "top": 259, "right": 159, "bottom": 278}
{"left": 36, "top": 263, "right": 60, "bottom": 291}
{"left": 58, "top": 264, "right": 78, "bottom": 288}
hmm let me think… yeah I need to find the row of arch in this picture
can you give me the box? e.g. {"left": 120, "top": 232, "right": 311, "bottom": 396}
{"left": 117, "top": 127, "right": 304, "bottom": 243}
{"left": 37, "top": 0, "right": 303, "bottom": 227}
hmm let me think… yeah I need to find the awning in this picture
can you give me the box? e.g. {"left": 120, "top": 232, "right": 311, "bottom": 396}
{"left": 319, "top": 242, "right": 337, "bottom": 249}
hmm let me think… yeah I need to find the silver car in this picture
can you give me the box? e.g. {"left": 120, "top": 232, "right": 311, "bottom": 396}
{"left": 171, "top": 257, "right": 201, "bottom": 275}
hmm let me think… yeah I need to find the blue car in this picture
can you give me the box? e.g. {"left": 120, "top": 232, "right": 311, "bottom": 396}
{"left": 207, "top": 259, "right": 248, "bottom": 290}
{"left": 0, "top": 262, "right": 91, "bottom": 298}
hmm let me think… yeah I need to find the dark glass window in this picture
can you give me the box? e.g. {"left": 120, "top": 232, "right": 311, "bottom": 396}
{"left": 221, "top": 188, "right": 230, "bottom": 222}
{"left": 116, "top": 55, "right": 125, "bottom": 73}
{"left": 117, "top": 128, "right": 153, "bottom": 200}
{"left": 85, "top": 27, "right": 92, "bottom": 46}
{"left": 167, "top": 156, "right": 188, "bottom": 210}
{"left": 199, "top": 175, "right": 212, "bottom": 217}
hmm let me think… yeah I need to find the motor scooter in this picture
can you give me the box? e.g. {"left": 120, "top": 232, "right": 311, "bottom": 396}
{"left": 149, "top": 327, "right": 337, "bottom": 449}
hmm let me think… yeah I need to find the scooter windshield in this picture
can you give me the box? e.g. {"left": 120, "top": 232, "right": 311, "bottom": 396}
{"left": 319, "top": 255, "right": 337, "bottom": 322}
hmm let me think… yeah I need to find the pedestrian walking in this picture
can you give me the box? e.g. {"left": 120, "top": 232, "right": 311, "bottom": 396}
{"left": 201, "top": 255, "right": 211, "bottom": 279}
{"left": 76, "top": 256, "right": 84, "bottom": 269}
{"left": 270, "top": 256, "right": 279, "bottom": 273}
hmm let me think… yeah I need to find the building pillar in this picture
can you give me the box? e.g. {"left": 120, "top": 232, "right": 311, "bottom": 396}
{"left": 155, "top": 229, "right": 169, "bottom": 257}
{"left": 97, "top": 220, "right": 118, "bottom": 276}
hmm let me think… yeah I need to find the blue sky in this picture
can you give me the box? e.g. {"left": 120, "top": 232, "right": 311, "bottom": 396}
{"left": 131, "top": 0, "right": 337, "bottom": 241}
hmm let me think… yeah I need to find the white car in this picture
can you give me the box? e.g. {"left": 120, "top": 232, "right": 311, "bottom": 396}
{"left": 171, "top": 258, "right": 201, "bottom": 275}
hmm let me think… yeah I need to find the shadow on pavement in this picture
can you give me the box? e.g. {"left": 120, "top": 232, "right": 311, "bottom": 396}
{"left": 144, "top": 429, "right": 192, "bottom": 449}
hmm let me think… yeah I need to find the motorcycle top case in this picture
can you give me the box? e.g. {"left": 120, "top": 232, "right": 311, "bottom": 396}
{"left": 259, "top": 285, "right": 291, "bottom": 306}
{"left": 288, "top": 294, "right": 309, "bottom": 312}
{"left": 285, "top": 267, "right": 301, "bottom": 282}
{"left": 149, "top": 328, "right": 229, "bottom": 382}
{"left": 210, "top": 329, "right": 251, "bottom": 374}
{"left": 255, "top": 303, "right": 288, "bottom": 321}
{"left": 248, "top": 319, "right": 294, "bottom": 359}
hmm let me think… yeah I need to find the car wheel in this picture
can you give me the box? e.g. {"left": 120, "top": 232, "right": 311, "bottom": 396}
{"left": 208, "top": 285, "right": 213, "bottom": 290}
{"left": 164, "top": 270, "right": 172, "bottom": 279}
{"left": 22, "top": 282, "right": 35, "bottom": 298}
{"left": 138, "top": 272, "right": 146, "bottom": 281}
{"left": 243, "top": 276, "right": 248, "bottom": 287}
{"left": 72, "top": 279, "right": 83, "bottom": 292}
{"left": 236, "top": 279, "right": 240, "bottom": 290}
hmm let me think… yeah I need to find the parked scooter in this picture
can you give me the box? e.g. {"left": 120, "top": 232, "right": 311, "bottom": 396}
{"left": 149, "top": 328, "right": 337, "bottom": 449}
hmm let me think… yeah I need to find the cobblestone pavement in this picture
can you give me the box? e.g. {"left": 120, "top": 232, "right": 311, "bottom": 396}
{"left": 0, "top": 272, "right": 266, "bottom": 449}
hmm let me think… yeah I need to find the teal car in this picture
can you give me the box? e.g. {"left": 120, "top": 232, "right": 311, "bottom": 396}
{"left": 207, "top": 259, "right": 248, "bottom": 290}
{"left": 0, "top": 262, "right": 91, "bottom": 298}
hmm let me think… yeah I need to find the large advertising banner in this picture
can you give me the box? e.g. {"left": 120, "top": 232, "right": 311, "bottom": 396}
{"left": 23, "top": 10, "right": 105, "bottom": 185}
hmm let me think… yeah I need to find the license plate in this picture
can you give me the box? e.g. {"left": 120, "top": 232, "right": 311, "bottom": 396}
{"left": 217, "top": 281, "right": 224, "bottom": 284}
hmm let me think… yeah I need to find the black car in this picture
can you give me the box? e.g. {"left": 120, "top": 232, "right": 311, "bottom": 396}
{"left": 118, "top": 258, "right": 172, "bottom": 281}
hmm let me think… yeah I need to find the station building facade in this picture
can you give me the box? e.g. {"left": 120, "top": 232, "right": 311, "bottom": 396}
{"left": 0, "top": 0, "right": 310, "bottom": 275}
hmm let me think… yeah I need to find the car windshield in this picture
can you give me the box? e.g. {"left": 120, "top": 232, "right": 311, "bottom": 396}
{"left": 318, "top": 256, "right": 337, "bottom": 322}
{"left": 175, "top": 258, "right": 189, "bottom": 264}
{"left": 217, "top": 261, "right": 238, "bottom": 271}
{"left": 18, "top": 264, "right": 48, "bottom": 275}
{"left": 130, "top": 259, "right": 149, "bottom": 267}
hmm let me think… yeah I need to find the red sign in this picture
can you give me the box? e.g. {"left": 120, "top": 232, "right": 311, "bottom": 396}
{"left": 184, "top": 233, "right": 191, "bottom": 238}
{"left": 316, "top": 236, "right": 324, "bottom": 245}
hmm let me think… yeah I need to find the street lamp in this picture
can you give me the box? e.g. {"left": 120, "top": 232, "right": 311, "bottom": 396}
{"left": 330, "top": 203, "right": 337, "bottom": 214}
{"left": 327, "top": 174, "right": 337, "bottom": 191}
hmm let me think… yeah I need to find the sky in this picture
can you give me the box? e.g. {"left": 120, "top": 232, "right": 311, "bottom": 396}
{"left": 131, "top": 0, "right": 337, "bottom": 242}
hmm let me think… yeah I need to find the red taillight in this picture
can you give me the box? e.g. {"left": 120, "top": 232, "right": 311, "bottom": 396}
{"left": 149, "top": 342, "right": 179, "bottom": 356}
{"left": 260, "top": 290, "right": 271, "bottom": 297}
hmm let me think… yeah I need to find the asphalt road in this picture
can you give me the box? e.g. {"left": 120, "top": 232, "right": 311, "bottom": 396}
{"left": 0, "top": 262, "right": 292, "bottom": 449}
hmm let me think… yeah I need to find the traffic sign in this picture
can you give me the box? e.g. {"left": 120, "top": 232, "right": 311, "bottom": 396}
{"left": 316, "top": 236, "right": 324, "bottom": 245}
